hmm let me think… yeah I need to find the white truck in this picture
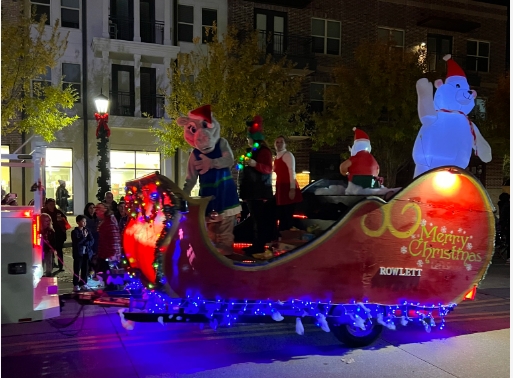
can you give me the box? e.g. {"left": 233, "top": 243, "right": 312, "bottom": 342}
{"left": 1, "top": 136, "right": 60, "bottom": 324}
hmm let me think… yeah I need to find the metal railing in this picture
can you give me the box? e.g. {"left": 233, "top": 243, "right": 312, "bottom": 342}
{"left": 140, "top": 20, "right": 164, "bottom": 44}
{"left": 110, "top": 91, "right": 135, "bottom": 117}
{"left": 257, "top": 30, "right": 314, "bottom": 58}
{"left": 109, "top": 17, "right": 134, "bottom": 42}
{"left": 141, "top": 95, "right": 165, "bottom": 118}
{"left": 109, "top": 17, "right": 164, "bottom": 44}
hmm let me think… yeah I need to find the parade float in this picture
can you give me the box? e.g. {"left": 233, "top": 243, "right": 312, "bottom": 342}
{"left": 100, "top": 55, "right": 495, "bottom": 348}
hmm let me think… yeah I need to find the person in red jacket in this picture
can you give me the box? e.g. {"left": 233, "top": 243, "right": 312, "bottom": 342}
{"left": 238, "top": 115, "right": 274, "bottom": 256}
{"left": 273, "top": 136, "right": 303, "bottom": 231}
{"left": 94, "top": 202, "right": 121, "bottom": 276}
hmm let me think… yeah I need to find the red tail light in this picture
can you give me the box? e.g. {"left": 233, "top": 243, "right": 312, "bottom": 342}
{"left": 33, "top": 215, "right": 40, "bottom": 247}
{"left": 463, "top": 286, "right": 477, "bottom": 301}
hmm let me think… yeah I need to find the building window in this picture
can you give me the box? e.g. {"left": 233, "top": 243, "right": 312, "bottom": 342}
{"left": 32, "top": 66, "right": 52, "bottom": 98}
{"left": 31, "top": 0, "right": 50, "bottom": 25}
{"left": 470, "top": 97, "right": 487, "bottom": 121}
{"left": 426, "top": 34, "right": 452, "bottom": 72}
{"left": 309, "top": 82, "right": 334, "bottom": 113}
{"left": 110, "top": 151, "right": 160, "bottom": 199}
{"left": 178, "top": 5, "right": 194, "bottom": 43}
{"left": 1, "top": 146, "right": 11, "bottom": 194}
{"left": 467, "top": 40, "right": 490, "bottom": 73}
{"left": 61, "top": 0, "right": 79, "bottom": 28}
{"left": 202, "top": 8, "right": 217, "bottom": 43}
{"left": 255, "top": 9, "right": 287, "bottom": 55}
{"left": 62, "top": 63, "right": 81, "bottom": 102}
{"left": 46, "top": 148, "right": 73, "bottom": 214}
{"left": 377, "top": 27, "right": 404, "bottom": 54}
{"left": 311, "top": 18, "right": 340, "bottom": 55}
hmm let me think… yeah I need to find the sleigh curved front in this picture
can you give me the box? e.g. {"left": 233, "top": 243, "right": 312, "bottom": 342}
{"left": 123, "top": 167, "right": 494, "bottom": 307}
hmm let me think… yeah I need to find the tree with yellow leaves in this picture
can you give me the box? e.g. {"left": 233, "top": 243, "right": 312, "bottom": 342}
{"left": 1, "top": 7, "right": 78, "bottom": 141}
{"left": 153, "top": 27, "right": 308, "bottom": 156}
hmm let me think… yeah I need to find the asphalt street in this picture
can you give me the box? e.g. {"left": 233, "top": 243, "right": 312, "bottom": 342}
{"left": 1, "top": 255, "right": 510, "bottom": 378}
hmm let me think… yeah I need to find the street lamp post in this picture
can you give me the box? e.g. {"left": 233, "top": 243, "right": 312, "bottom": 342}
{"left": 94, "top": 91, "right": 111, "bottom": 202}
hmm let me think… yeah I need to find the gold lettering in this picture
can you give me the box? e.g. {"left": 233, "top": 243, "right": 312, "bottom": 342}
{"left": 460, "top": 236, "right": 469, "bottom": 249}
{"left": 423, "top": 241, "right": 434, "bottom": 263}
{"left": 409, "top": 240, "right": 423, "bottom": 256}
{"left": 476, "top": 253, "right": 482, "bottom": 262}
{"left": 361, "top": 203, "right": 422, "bottom": 238}
{"left": 442, "top": 248, "right": 451, "bottom": 259}
{"left": 420, "top": 225, "right": 437, "bottom": 241}
{"left": 468, "top": 253, "right": 476, "bottom": 262}
{"left": 436, "top": 233, "right": 445, "bottom": 243}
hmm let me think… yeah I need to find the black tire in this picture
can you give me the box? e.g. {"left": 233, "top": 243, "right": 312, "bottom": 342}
{"left": 329, "top": 321, "right": 383, "bottom": 348}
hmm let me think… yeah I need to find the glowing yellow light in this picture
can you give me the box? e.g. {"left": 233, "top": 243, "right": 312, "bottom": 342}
{"left": 432, "top": 171, "right": 461, "bottom": 195}
{"left": 156, "top": 181, "right": 160, "bottom": 185}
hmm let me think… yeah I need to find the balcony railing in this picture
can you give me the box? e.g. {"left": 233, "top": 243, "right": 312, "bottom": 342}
{"left": 109, "top": 17, "right": 164, "bottom": 44}
{"left": 141, "top": 95, "right": 165, "bottom": 118}
{"left": 256, "top": 30, "right": 316, "bottom": 70}
{"left": 109, "top": 17, "right": 134, "bottom": 42}
{"left": 141, "top": 20, "right": 164, "bottom": 44}
{"left": 110, "top": 91, "right": 135, "bottom": 117}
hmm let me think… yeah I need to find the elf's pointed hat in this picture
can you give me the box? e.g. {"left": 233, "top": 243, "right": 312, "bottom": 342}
{"left": 443, "top": 54, "right": 466, "bottom": 80}
{"left": 246, "top": 115, "right": 264, "bottom": 140}
{"left": 188, "top": 104, "right": 212, "bottom": 123}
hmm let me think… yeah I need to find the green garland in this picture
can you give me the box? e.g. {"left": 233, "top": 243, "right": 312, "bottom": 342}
{"left": 96, "top": 126, "right": 111, "bottom": 202}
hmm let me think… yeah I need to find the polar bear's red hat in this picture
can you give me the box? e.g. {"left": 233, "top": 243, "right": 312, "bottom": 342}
{"left": 443, "top": 54, "right": 466, "bottom": 81}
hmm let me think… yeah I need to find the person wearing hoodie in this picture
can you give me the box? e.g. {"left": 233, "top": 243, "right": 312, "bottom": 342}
{"left": 71, "top": 215, "right": 94, "bottom": 292}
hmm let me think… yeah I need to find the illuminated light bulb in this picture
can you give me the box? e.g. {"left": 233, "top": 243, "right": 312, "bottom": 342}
{"left": 433, "top": 170, "right": 461, "bottom": 195}
{"left": 156, "top": 181, "right": 160, "bottom": 185}
{"left": 253, "top": 142, "right": 259, "bottom": 148}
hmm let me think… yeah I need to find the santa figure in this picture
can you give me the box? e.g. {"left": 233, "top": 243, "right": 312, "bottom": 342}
{"left": 340, "top": 128, "right": 385, "bottom": 195}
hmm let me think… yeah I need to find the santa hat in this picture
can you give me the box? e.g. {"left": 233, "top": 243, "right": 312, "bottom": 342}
{"left": 246, "top": 115, "right": 264, "bottom": 140}
{"left": 188, "top": 104, "right": 212, "bottom": 124}
{"left": 353, "top": 127, "right": 370, "bottom": 143}
{"left": 443, "top": 54, "right": 466, "bottom": 79}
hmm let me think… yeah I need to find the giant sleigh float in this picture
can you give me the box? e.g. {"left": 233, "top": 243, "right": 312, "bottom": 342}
{"left": 115, "top": 166, "right": 495, "bottom": 347}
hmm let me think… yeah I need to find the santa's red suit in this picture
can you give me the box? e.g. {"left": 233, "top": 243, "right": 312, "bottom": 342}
{"left": 347, "top": 151, "right": 379, "bottom": 183}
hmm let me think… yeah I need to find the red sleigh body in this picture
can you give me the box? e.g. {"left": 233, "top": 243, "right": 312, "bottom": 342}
{"left": 122, "top": 166, "right": 494, "bottom": 308}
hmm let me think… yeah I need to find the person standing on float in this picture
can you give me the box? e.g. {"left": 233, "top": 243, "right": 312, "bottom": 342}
{"left": 273, "top": 135, "right": 302, "bottom": 232}
{"left": 238, "top": 115, "right": 274, "bottom": 255}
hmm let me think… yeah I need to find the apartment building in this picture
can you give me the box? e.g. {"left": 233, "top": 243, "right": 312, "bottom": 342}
{"left": 228, "top": 0, "right": 508, "bottom": 201}
{"left": 2, "top": 0, "right": 227, "bottom": 213}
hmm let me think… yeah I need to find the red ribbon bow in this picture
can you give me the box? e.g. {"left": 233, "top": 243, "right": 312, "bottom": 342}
{"left": 95, "top": 113, "right": 110, "bottom": 138}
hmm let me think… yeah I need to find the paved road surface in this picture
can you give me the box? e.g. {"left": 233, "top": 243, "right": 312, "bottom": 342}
{"left": 2, "top": 260, "right": 509, "bottom": 378}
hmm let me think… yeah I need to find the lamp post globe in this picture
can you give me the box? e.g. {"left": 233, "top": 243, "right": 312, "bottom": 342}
{"left": 94, "top": 92, "right": 109, "bottom": 114}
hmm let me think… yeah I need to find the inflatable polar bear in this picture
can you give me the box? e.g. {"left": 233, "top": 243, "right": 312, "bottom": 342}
{"left": 412, "top": 54, "right": 492, "bottom": 178}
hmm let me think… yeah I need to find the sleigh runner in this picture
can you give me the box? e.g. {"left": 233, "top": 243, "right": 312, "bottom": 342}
{"left": 113, "top": 165, "right": 494, "bottom": 347}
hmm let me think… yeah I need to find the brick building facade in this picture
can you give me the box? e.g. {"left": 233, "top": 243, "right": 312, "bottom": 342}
{"left": 227, "top": 0, "right": 509, "bottom": 203}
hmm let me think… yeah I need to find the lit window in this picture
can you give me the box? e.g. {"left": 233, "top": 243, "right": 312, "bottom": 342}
{"left": 32, "top": 66, "right": 52, "bottom": 98}
{"left": 62, "top": 63, "right": 81, "bottom": 102}
{"left": 1, "top": 146, "right": 11, "bottom": 194}
{"left": 110, "top": 151, "right": 160, "bottom": 199}
{"left": 202, "top": 8, "right": 217, "bottom": 43}
{"left": 378, "top": 27, "right": 404, "bottom": 55}
{"left": 31, "top": 0, "right": 50, "bottom": 25}
{"left": 61, "top": 0, "right": 79, "bottom": 29}
{"left": 312, "top": 18, "right": 340, "bottom": 55}
{"left": 178, "top": 5, "right": 194, "bottom": 43}
{"left": 46, "top": 148, "right": 73, "bottom": 214}
{"left": 467, "top": 40, "right": 490, "bottom": 73}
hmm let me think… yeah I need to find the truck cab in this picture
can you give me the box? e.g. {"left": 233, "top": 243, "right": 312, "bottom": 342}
{"left": 1, "top": 136, "right": 60, "bottom": 324}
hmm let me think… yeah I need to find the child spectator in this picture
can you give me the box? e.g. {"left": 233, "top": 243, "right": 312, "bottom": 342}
{"left": 40, "top": 213, "right": 56, "bottom": 277}
{"left": 71, "top": 215, "right": 94, "bottom": 292}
